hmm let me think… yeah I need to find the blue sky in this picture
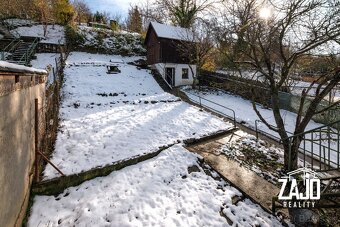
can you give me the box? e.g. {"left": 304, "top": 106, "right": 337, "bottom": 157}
{"left": 83, "top": 0, "right": 142, "bottom": 17}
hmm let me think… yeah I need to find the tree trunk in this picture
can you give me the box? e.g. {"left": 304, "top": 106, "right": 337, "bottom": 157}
{"left": 287, "top": 137, "right": 302, "bottom": 170}
{"left": 43, "top": 22, "right": 48, "bottom": 37}
{"left": 282, "top": 138, "right": 292, "bottom": 170}
{"left": 270, "top": 89, "right": 295, "bottom": 170}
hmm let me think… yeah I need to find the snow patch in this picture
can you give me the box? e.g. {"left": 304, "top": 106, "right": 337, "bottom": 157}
{"left": 11, "top": 24, "right": 65, "bottom": 44}
{"left": 29, "top": 145, "right": 283, "bottom": 227}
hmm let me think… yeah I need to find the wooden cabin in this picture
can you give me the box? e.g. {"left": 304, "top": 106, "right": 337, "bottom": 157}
{"left": 144, "top": 22, "right": 196, "bottom": 87}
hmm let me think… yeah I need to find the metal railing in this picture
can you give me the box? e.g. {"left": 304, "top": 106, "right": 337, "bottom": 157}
{"left": 184, "top": 88, "right": 339, "bottom": 172}
{"left": 254, "top": 117, "right": 340, "bottom": 172}
{"left": 255, "top": 119, "right": 280, "bottom": 141}
{"left": 1, "top": 39, "right": 22, "bottom": 60}
{"left": 165, "top": 74, "right": 174, "bottom": 88}
{"left": 185, "top": 91, "right": 237, "bottom": 128}
{"left": 284, "top": 120, "right": 340, "bottom": 172}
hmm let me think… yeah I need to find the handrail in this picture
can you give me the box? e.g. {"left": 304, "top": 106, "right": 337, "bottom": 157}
{"left": 2, "top": 39, "right": 16, "bottom": 52}
{"left": 184, "top": 87, "right": 339, "bottom": 171}
{"left": 7, "top": 40, "right": 22, "bottom": 53}
{"left": 1, "top": 39, "right": 21, "bottom": 60}
{"left": 185, "top": 90, "right": 237, "bottom": 128}
{"left": 254, "top": 120, "right": 279, "bottom": 140}
{"left": 284, "top": 119, "right": 340, "bottom": 140}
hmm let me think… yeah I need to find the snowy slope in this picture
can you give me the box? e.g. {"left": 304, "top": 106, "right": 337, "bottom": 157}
{"left": 76, "top": 25, "right": 146, "bottom": 56}
{"left": 29, "top": 145, "right": 282, "bottom": 227}
{"left": 182, "top": 87, "right": 324, "bottom": 137}
{"left": 31, "top": 53, "right": 60, "bottom": 83}
{"left": 43, "top": 52, "right": 232, "bottom": 179}
{"left": 4, "top": 18, "right": 37, "bottom": 27}
{"left": 31, "top": 53, "right": 59, "bottom": 69}
{"left": 11, "top": 24, "right": 65, "bottom": 44}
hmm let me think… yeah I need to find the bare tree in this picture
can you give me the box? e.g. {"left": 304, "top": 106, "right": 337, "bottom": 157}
{"left": 138, "top": 0, "right": 165, "bottom": 32}
{"left": 219, "top": 0, "right": 340, "bottom": 170}
{"left": 73, "top": 0, "right": 92, "bottom": 25}
{"left": 101, "top": 11, "right": 111, "bottom": 24}
{"left": 34, "top": 0, "right": 52, "bottom": 36}
{"left": 177, "top": 19, "right": 215, "bottom": 88}
{"left": 0, "top": 0, "right": 36, "bottom": 18}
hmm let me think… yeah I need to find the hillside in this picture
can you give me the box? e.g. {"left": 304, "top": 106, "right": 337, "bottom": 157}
{"left": 66, "top": 25, "right": 146, "bottom": 56}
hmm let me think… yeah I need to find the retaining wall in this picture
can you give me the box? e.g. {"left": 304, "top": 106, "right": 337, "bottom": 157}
{"left": 0, "top": 79, "right": 45, "bottom": 227}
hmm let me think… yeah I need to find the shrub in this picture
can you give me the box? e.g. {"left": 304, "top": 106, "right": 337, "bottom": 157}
{"left": 65, "top": 25, "right": 84, "bottom": 49}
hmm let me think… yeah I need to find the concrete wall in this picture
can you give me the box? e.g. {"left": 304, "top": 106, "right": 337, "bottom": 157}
{"left": 0, "top": 82, "right": 45, "bottom": 227}
{"left": 154, "top": 63, "right": 196, "bottom": 87}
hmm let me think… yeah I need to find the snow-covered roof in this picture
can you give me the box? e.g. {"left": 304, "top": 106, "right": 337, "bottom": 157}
{"left": 0, "top": 61, "right": 47, "bottom": 75}
{"left": 150, "top": 22, "right": 193, "bottom": 41}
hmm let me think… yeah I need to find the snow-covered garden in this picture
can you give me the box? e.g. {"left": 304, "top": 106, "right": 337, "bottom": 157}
{"left": 42, "top": 52, "right": 233, "bottom": 179}
{"left": 25, "top": 52, "right": 285, "bottom": 226}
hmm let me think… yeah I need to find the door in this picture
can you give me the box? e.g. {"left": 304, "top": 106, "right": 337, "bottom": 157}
{"left": 165, "top": 67, "right": 175, "bottom": 86}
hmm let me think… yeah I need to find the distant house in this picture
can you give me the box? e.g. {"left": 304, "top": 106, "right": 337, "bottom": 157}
{"left": 88, "top": 22, "right": 110, "bottom": 29}
{"left": 144, "top": 22, "right": 196, "bottom": 87}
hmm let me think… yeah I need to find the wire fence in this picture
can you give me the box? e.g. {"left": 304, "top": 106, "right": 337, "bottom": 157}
{"left": 35, "top": 52, "right": 66, "bottom": 181}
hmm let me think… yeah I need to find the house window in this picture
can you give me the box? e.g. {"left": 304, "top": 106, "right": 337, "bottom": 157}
{"left": 182, "top": 68, "right": 189, "bottom": 79}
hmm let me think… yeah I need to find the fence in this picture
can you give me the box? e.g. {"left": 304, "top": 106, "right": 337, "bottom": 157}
{"left": 34, "top": 52, "right": 66, "bottom": 182}
{"left": 201, "top": 71, "right": 340, "bottom": 129}
{"left": 0, "top": 74, "right": 45, "bottom": 96}
{"left": 284, "top": 120, "right": 340, "bottom": 172}
{"left": 184, "top": 90, "right": 237, "bottom": 128}
{"left": 279, "top": 90, "right": 340, "bottom": 129}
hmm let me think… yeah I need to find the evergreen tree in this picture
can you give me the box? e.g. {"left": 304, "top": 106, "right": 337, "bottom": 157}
{"left": 171, "top": 0, "right": 197, "bottom": 28}
{"left": 127, "top": 6, "right": 142, "bottom": 33}
{"left": 93, "top": 11, "right": 105, "bottom": 23}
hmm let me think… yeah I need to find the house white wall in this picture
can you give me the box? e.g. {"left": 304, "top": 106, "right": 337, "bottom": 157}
{"left": 154, "top": 63, "right": 196, "bottom": 87}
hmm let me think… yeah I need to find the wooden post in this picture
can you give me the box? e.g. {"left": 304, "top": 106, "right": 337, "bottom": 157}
{"left": 53, "top": 67, "right": 56, "bottom": 82}
{"left": 55, "top": 58, "right": 58, "bottom": 72}
{"left": 34, "top": 98, "right": 39, "bottom": 182}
